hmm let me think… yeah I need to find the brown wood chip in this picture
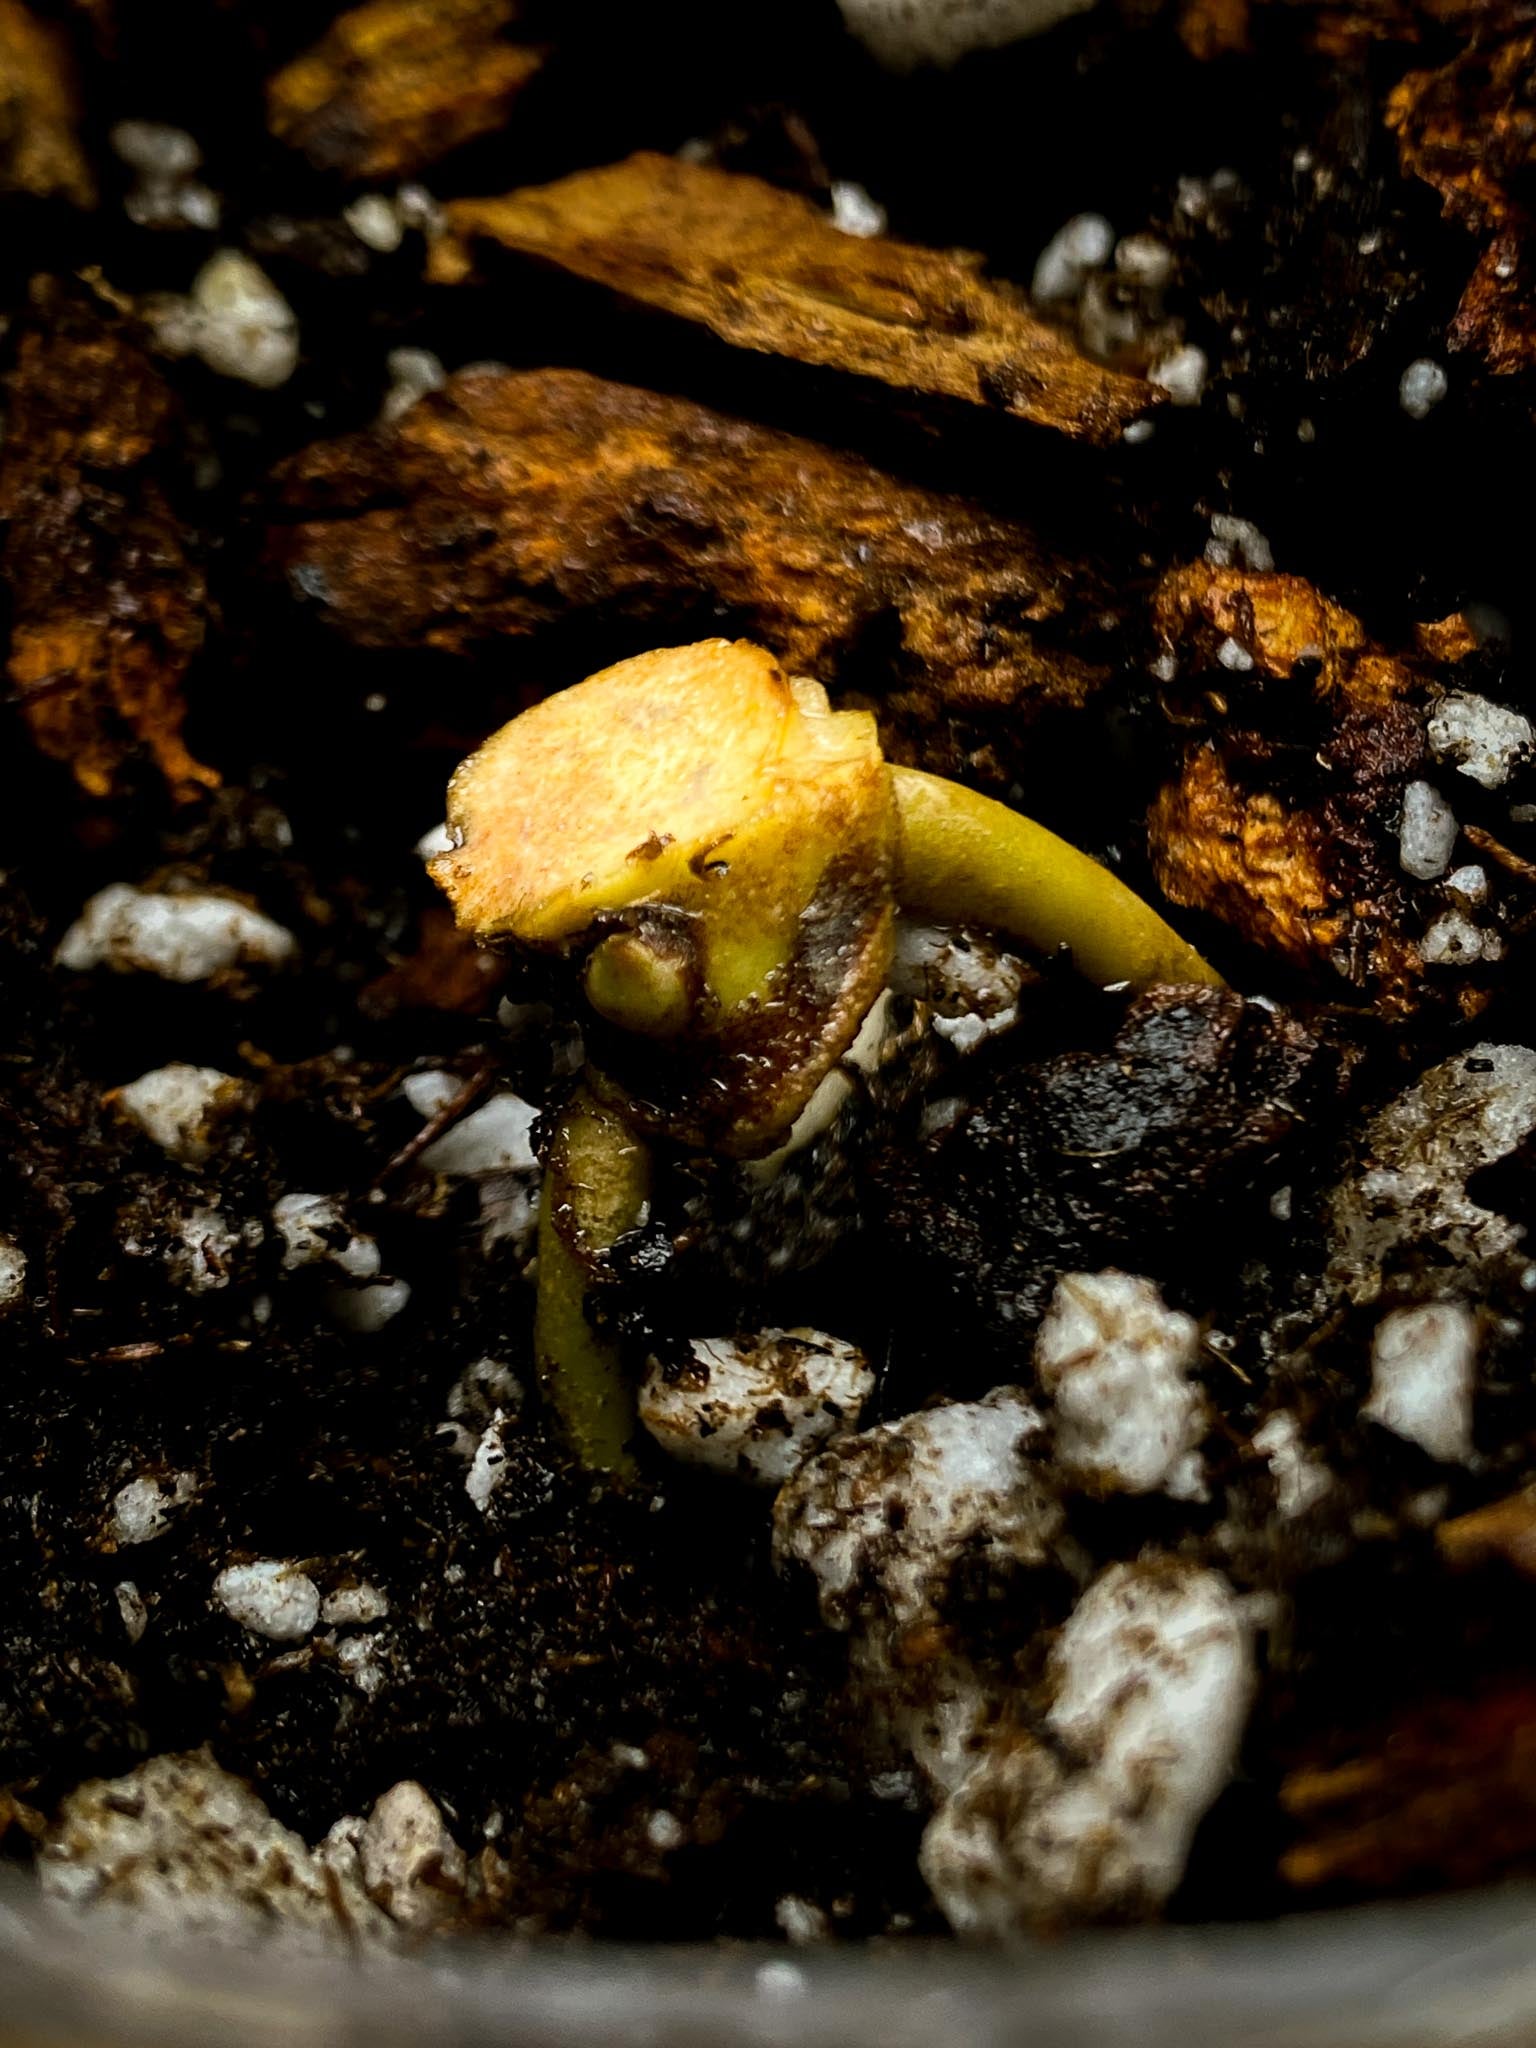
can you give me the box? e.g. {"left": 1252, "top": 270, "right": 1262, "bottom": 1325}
{"left": 427, "top": 152, "right": 1158, "bottom": 445}
{"left": 265, "top": 364, "right": 1111, "bottom": 791}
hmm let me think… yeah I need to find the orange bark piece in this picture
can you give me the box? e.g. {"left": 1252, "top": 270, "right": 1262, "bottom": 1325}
{"left": 0, "top": 0, "right": 93, "bottom": 206}
{"left": 265, "top": 365, "right": 1109, "bottom": 792}
{"left": 267, "top": 0, "right": 542, "bottom": 181}
{"left": 1149, "top": 744, "right": 1351, "bottom": 976}
{"left": 0, "top": 292, "right": 214, "bottom": 800}
{"left": 1153, "top": 563, "right": 1409, "bottom": 709}
{"left": 1281, "top": 1682, "right": 1536, "bottom": 1894}
{"left": 428, "top": 152, "right": 1158, "bottom": 446}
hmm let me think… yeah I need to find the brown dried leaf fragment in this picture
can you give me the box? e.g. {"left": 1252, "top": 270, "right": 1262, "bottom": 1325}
{"left": 1387, "top": 29, "right": 1536, "bottom": 371}
{"left": 1153, "top": 563, "right": 1412, "bottom": 708}
{"left": 1175, "top": 0, "right": 1251, "bottom": 61}
{"left": 265, "top": 365, "right": 1109, "bottom": 788}
{"left": 1147, "top": 566, "right": 1452, "bottom": 1013}
{"left": 1447, "top": 233, "right": 1536, "bottom": 374}
{"left": 1387, "top": 31, "right": 1536, "bottom": 236}
{"left": 267, "top": 0, "right": 542, "bottom": 182}
{"left": 1286, "top": 0, "right": 1531, "bottom": 61}
{"left": 0, "top": 0, "right": 93, "bottom": 206}
{"left": 1149, "top": 743, "right": 1390, "bottom": 980}
{"left": 427, "top": 153, "right": 1158, "bottom": 446}
{"left": 1281, "top": 1683, "right": 1536, "bottom": 1894}
{"left": 0, "top": 290, "right": 215, "bottom": 800}
{"left": 1438, "top": 1490, "right": 1536, "bottom": 1577}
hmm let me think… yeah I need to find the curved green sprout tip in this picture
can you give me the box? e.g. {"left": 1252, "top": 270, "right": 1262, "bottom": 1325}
{"left": 431, "top": 639, "right": 1222, "bottom": 1471}
{"left": 891, "top": 767, "right": 1223, "bottom": 993}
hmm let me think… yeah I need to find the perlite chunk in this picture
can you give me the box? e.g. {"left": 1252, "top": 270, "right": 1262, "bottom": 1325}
{"left": 837, "top": 0, "right": 1099, "bottom": 74}
{"left": 213, "top": 1559, "right": 320, "bottom": 1642}
{"left": 1329, "top": 1043, "right": 1536, "bottom": 1302}
{"left": 1365, "top": 1302, "right": 1478, "bottom": 1464}
{"left": 639, "top": 1329, "right": 872, "bottom": 1487}
{"left": 920, "top": 1562, "right": 1255, "bottom": 1931}
{"left": 1427, "top": 692, "right": 1534, "bottom": 790}
{"left": 111, "top": 1064, "right": 247, "bottom": 1165}
{"left": 58, "top": 884, "right": 295, "bottom": 982}
{"left": 1035, "top": 1270, "right": 1208, "bottom": 1501}
{"left": 774, "top": 1391, "right": 1064, "bottom": 1794}
{"left": 38, "top": 1751, "right": 388, "bottom": 1945}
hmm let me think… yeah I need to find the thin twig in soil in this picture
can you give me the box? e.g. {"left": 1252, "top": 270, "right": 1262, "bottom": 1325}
{"left": 370, "top": 1059, "right": 498, "bottom": 1186}
{"left": 1463, "top": 823, "right": 1536, "bottom": 888}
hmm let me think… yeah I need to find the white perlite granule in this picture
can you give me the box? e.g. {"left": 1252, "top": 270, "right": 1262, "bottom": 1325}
{"left": 890, "top": 923, "right": 1026, "bottom": 1034}
{"left": 1428, "top": 692, "right": 1535, "bottom": 790}
{"left": 0, "top": 1235, "right": 26, "bottom": 1310}
{"left": 1205, "top": 513, "right": 1274, "bottom": 572}
{"left": 639, "top": 1328, "right": 872, "bottom": 1486}
{"left": 1251, "top": 1412, "right": 1333, "bottom": 1519}
{"left": 112, "top": 1064, "right": 245, "bottom": 1165}
{"left": 189, "top": 250, "right": 297, "bottom": 386}
{"left": 147, "top": 250, "right": 299, "bottom": 389}
{"left": 775, "top": 1389, "right": 1053, "bottom": 1635}
{"left": 38, "top": 1751, "right": 390, "bottom": 1947}
{"left": 1365, "top": 1302, "right": 1478, "bottom": 1463}
{"left": 1398, "top": 780, "right": 1458, "bottom": 880}
{"left": 775, "top": 1893, "right": 830, "bottom": 1943}
{"left": 1420, "top": 910, "right": 1501, "bottom": 967}
{"left": 1399, "top": 358, "right": 1448, "bottom": 419}
{"left": 359, "top": 1782, "right": 467, "bottom": 1931}
{"left": 646, "top": 1809, "right": 686, "bottom": 1852}
{"left": 345, "top": 193, "right": 403, "bottom": 253}
{"left": 272, "top": 1193, "right": 380, "bottom": 1279}
{"left": 57, "top": 884, "right": 295, "bottom": 982}
{"left": 420, "top": 1093, "right": 537, "bottom": 1176}
{"left": 465, "top": 1410, "right": 509, "bottom": 1512}
{"left": 329, "top": 1278, "right": 412, "bottom": 1333}
{"left": 109, "top": 1473, "right": 197, "bottom": 1547}
{"left": 837, "top": 0, "right": 1097, "bottom": 69}
{"left": 116, "top": 1582, "right": 149, "bottom": 1644}
{"left": 1116, "top": 233, "right": 1173, "bottom": 291}
{"left": 1328, "top": 1043, "right": 1536, "bottom": 1302}
{"left": 775, "top": 1390, "right": 1061, "bottom": 1793}
{"left": 402, "top": 1069, "right": 463, "bottom": 1117}
{"left": 112, "top": 120, "right": 200, "bottom": 177}
{"left": 1031, "top": 212, "right": 1114, "bottom": 302}
{"left": 829, "top": 180, "right": 887, "bottom": 238}
{"left": 168, "top": 1207, "right": 241, "bottom": 1294}
{"left": 337, "top": 1634, "right": 387, "bottom": 1694}
{"left": 1035, "top": 1271, "right": 1207, "bottom": 1499}
{"left": 111, "top": 121, "right": 219, "bottom": 232}
{"left": 1148, "top": 343, "right": 1207, "bottom": 406}
{"left": 213, "top": 1560, "right": 321, "bottom": 1642}
{"left": 381, "top": 345, "right": 446, "bottom": 422}
{"left": 919, "top": 1562, "right": 1255, "bottom": 1931}
{"left": 320, "top": 1583, "right": 390, "bottom": 1628}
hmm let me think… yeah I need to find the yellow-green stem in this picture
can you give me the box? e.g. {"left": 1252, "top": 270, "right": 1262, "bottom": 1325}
{"left": 533, "top": 1082, "right": 652, "bottom": 1474}
{"left": 891, "top": 765, "right": 1223, "bottom": 991}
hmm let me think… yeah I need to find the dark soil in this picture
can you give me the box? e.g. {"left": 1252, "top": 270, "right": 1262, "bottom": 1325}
{"left": 4, "top": 0, "right": 1536, "bottom": 1941}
